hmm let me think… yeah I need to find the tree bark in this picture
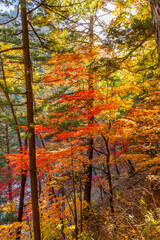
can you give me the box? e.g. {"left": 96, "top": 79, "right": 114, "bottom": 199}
{"left": 84, "top": 138, "right": 93, "bottom": 205}
{"left": 80, "top": 177, "right": 83, "bottom": 233}
{"left": 16, "top": 141, "right": 27, "bottom": 240}
{"left": 5, "top": 123, "right": 13, "bottom": 208}
{"left": 84, "top": 16, "right": 94, "bottom": 209}
{"left": 149, "top": 0, "right": 160, "bottom": 63}
{"left": 102, "top": 134, "right": 114, "bottom": 215}
{"left": 71, "top": 147, "right": 78, "bottom": 240}
{"left": 1, "top": 58, "right": 22, "bottom": 149}
{"left": 39, "top": 136, "right": 65, "bottom": 239}
{"left": 20, "top": 0, "right": 41, "bottom": 239}
{"left": 0, "top": 58, "right": 27, "bottom": 239}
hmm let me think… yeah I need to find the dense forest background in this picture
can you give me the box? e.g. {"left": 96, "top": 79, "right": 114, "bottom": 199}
{"left": 0, "top": 0, "right": 160, "bottom": 239}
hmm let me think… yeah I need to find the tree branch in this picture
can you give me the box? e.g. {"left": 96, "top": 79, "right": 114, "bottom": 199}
{"left": 34, "top": 0, "right": 86, "bottom": 9}
{"left": 0, "top": 3, "right": 20, "bottom": 25}
{"left": 28, "top": 19, "right": 50, "bottom": 50}
{"left": 0, "top": 47, "right": 23, "bottom": 54}
{"left": 26, "top": 0, "right": 46, "bottom": 15}
{"left": 120, "top": 31, "right": 154, "bottom": 63}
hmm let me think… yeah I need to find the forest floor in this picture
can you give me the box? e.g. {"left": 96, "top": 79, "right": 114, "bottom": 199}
{"left": 88, "top": 169, "right": 160, "bottom": 239}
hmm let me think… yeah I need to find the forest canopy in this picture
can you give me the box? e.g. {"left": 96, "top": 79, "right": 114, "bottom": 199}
{"left": 0, "top": 0, "right": 160, "bottom": 239}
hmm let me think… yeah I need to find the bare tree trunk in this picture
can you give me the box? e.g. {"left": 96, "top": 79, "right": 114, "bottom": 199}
{"left": 17, "top": 140, "right": 27, "bottom": 240}
{"left": 71, "top": 147, "right": 78, "bottom": 240}
{"left": 101, "top": 134, "right": 114, "bottom": 215}
{"left": 0, "top": 58, "right": 27, "bottom": 239}
{"left": 20, "top": 0, "right": 41, "bottom": 239}
{"left": 149, "top": 0, "right": 160, "bottom": 63}
{"left": 84, "top": 15, "right": 94, "bottom": 210}
{"left": 39, "top": 136, "right": 65, "bottom": 239}
{"left": 80, "top": 177, "right": 83, "bottom": 233}
{"left": 1, "top": 58, "right": 22, "bottom": 148}
{"left": 5, "top": 123, "right": 13, "bottom": 208}
{"left": 84, "top": 138, "right": 93, "bottom": 205}
{"left": 114, "top": 143, "right": 120, "bottom": 176}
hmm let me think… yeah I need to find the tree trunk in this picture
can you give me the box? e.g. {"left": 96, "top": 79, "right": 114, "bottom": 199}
{"left": 80, "top": 177, "right": 83, "bottom": 233}
{"left": 71, "top": 147, "right": 78, "bottom": 240}
{"left": 149, "top": 0, "right": 160, "bottom": 63}
{"left": 101, "top": 134, "right": 114, "bottom": 215}
{"left": 1, "top": 58, "right": 22, "bottom": 148}
{"left": 84, "top": 137, "right": 93, "bottom": 206}
{"left": 113, "top": 143, "right": 120, "bottom": 176}
{"left": 5, "top": 123, "right": 13, "bottom": 208}
{"left": 40, "top": 136, "right": 65, "bottom": 239}
{"left": 17, "top": 141, "right": 27, "bottom": 240}
{"left": 0, "top": 58, "right": 27, "bottom": 239}
{"left": 84, "top": 15, "right": 94, "bottom": 209}
{"left": 20, "top": 0, "right": 41, "bottom": 239}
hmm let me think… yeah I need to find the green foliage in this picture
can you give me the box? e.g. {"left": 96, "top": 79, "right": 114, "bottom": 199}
{"left": 0, "top": 211, "right": 15, "bottom": 224}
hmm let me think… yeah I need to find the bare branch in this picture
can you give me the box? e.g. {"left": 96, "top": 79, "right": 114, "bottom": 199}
{"left": 0, "top": 102, "right": 27, "bottom": 106}
{"left": 0, "top": 3, "right": 20, "bottom": 25}
{"left": 0, "top": 47, "right": 23, "bottom": 54}
{"left": 12, "top": 102, "right": 27, "bottom": 106}
{"left": 43, "top": 5, "right": 80, "bottom": 25}
{"left": 26, "top": 0, "right": 46, "bottom": 15}
{"left": 120, "top": 31, "right": 154, "bottom": 63}
{"left": 34, "top": 0, "right": 86, "bottom": 9}
{"left": 28, "top": 19, "right": 51, "bottom": 50}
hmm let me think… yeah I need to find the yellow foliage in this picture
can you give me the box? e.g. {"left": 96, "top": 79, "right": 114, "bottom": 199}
{"left": 0, "top": 222, "right": 30, "bottom": 240}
